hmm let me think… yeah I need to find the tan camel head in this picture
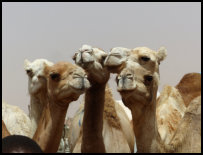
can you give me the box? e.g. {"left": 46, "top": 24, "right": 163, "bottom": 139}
{"left": 73, "top": 44, "right": 109, "bottom": 84}
{"left": 24, "top": 59, "right": 54, "bottom": 95}
{"left": 116, "top": 62, "right": 160, "bottom": 105}
{"left": 104, "top": 47, "right": 131, "bottom": 73}
{"left": 44, "top": 62, "right": 90, "bottom": 104}
{"left": 105, "top": 46, "right": 167, "bottom": 74}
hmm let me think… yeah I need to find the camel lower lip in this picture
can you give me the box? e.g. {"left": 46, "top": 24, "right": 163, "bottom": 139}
{"left": 118, "top": 89, "right": 134, "bottom": 94}
{"left": 71, "top": 86, "right": 87, "bottom": 92}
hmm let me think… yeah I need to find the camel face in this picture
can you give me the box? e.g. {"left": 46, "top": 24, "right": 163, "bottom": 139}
{"left": 45, "top": 62, "right": 90, "bottom": 104}
{"left": 116, "top": 62, "right": 159, "bottom": 104}
{"left": 24, "top": 59, "right": 54, "bottom": 95}
{"left": 73, "top": 44, "right": 110, "bottom": 84}
{"left": 73, "top": 44, "right": 107, "bottom": 68}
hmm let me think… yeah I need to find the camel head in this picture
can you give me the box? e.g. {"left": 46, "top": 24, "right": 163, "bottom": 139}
{"left": 116, "top": 62, "right": 160, "bottom": 107}
{"left": 105, "top": 46, "right": 167, "bottom": 74}
{"left": 115, "top": 47, "right": 167, "bottom": 108}
{"left": 44, "top": 62, "right": 90, "bottom": 105}
{"left": 24, "top": 59, "right": 54, "bottom": 95}
{"left": 104, "top": 47, "right": 131, "bottom": 73}
{"left": 73, "top": 44, "right": 110, "bottom": 84}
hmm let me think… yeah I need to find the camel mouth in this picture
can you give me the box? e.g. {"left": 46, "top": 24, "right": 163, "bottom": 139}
{"left": 70, "top": 85, "right": 88, "bottom": 93}
{"left": 118, "top": 89, "right": 135, "bottom": 94}
{"left": 69, "top": 80, "right": 90, "bottom": 93}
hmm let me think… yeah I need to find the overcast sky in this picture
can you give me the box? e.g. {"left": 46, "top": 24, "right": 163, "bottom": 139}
{"left": 2, "top": 2, "right": 201, "bottom": 117}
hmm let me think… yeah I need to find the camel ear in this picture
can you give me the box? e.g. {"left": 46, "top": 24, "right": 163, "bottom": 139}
{"left": 43, "top": 62, "right": 50, "bottom": 77}
{"left": 156, "top": 47, "right": 167, "bottom": 64}
{"left": 72, "top": 52, "right": 77, "bottom": 61}
{"left": 24, "top": 59, "right": 30, "bottom": 70}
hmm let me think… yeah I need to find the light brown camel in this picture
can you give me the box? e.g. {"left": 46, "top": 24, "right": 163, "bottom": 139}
{"left": 159, "top": 73, "right": 201, "bottom": 153}
{"left": 164, "top": 95, "right": 201, "bottom": 153}
{"left": 32, "top": 61, "right": 90, "bottom": 153}
{"left": 156, "top": 72, "right": 201, "bottom": 147}
{"left": 156, "top": 85, "right": 186, "bottom": 145}
{"left": 175, "top": 72, "right": 201, "bottom": 107}
{"left": 71, "top": 45, "right": 135, "bottom": 153}
{"left": 2, "top": 120, "right": 10, "bottom": 139}
{"left": 111, "top": 58, "right": 201, "bottom": 152}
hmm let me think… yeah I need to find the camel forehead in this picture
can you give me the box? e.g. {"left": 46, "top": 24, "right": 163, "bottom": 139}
{"left": 49, "top": 62, "right": 83, "bottom": 74}
{"left": 26, "top": 59, "right": 53, "bottom": 75}
{"left": 124, "top": 62, "right": 153, "bottom": 75}
{"left": 131, "top": 47, "right": 157, "bottom": 61}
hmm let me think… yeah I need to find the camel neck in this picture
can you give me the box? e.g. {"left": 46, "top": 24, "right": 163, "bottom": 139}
{"left": 124, "top": 89, "right": 158, "bottom": 153}
{"left": 81, "top": 83, "right": 106, "bottom": 153}
{"left": 29, "top": 90, "right": 48, "bottom": 135}
{"left": 33, "top": 99, "right": 69, "bottom": 153}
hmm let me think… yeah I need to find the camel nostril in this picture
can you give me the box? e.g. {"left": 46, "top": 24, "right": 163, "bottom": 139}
{"left": 73, "top": 73, "right": 82, "bottom": 78}
{"left": 84, "top": 74, "right": 88, "bottom": 79}
{"left": 73, "top": 73, "right": 88, "bottom": 79}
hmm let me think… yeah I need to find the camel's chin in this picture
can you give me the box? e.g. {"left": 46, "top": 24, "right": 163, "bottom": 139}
{"left": 118, "top": 89, "right": 135, "bottom": 98}
{"left": 29, "top": 84, "right": 42, "bottom": 95}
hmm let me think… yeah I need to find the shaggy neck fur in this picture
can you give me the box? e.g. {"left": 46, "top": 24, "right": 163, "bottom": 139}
{"left": 33, "top": 96, "right": 69, "bottom": 153}
{"left": 122, "top": 85, "right": 159, "bottom": 153}
{"left": 103, "top": 85, "right": 121, "bottom": 129}
{"left": 81, "top": 83, "right": 106, "bottom": 153}
{"left": 29, "top": 90, "right": 48, "bottom": 135}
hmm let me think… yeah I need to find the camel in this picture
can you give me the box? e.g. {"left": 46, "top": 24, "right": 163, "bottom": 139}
{"left": 2, "top": 101, "right": 32, "bottom": 137}
{"left": 68, "top": 100, "right": 134, "bottom": 152}
{"left": 2, "top": 120, "right": 10, "bottom": 139}
{"left": 105, "top": 47, "right": 201, "bottom": 152}
{"left": 160, "top": 72, "right": 201, "bottom": 153}
{"left": 164, "top": 95, "right": 201, "bottom": 153}
{"left": 24, "top": 59, "right": 54, "bottom": 135}
{"left": 25, "top": 59, "right": 73, "bottom": 152}
{"left": 156, "top": 72, "right": 201, "bottom": 147}
{"left": 3, "top": 59, "right": 71, "bottom": 152}
{"left": 70, "top": 45, "right": 135, "bottom": 153}
{"left": 2, "top": 59, "right": 53, "bottom": 138}
{"left": 32, "top": 61, "right": 90, "bottom": 153}
{"left": 156, "top": 85, "right": 186, "bottom": 146}
{"left": 175, "top": 72, "right": 201, "bottom": 107}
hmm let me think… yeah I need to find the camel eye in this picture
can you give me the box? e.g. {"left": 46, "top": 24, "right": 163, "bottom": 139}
{"left": 145, "top": 75, "right": 153, "bottom": 84}
{"left": 141, "top": 56, "right": 150, "bottom": 62}
{"left": 26, "top": 69, "right": 33, "bottom": 77}
{"left": 69, "top": 71, "right": 73, "bottom": 75}
{"left": 50, "top": 73, "right": 60, "bottom": 81}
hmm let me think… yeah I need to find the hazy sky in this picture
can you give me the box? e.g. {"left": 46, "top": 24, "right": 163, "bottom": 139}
{"left": 2, "top": 2, "right": 201, "bottom": 117}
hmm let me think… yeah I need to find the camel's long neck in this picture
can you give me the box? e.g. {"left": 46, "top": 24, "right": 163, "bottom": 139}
{"left": 33, "top": 99, "right": 69, "bottom": 153}
{"left": 123, "top": 87, "right": 158, "bottom": 153}
{"left": 29, "top": 91, "right": 48, "bottom": 135}
{"left": 81, "top": 83, "right": 106, "bottom": 153}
